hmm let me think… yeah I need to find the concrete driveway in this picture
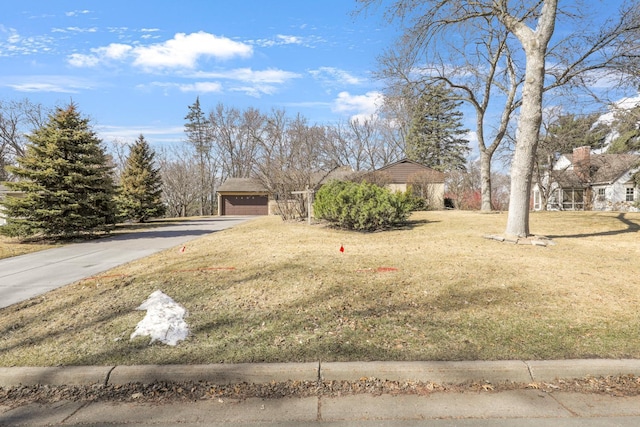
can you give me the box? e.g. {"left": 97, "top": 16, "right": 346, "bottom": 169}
{"left": 0, "top": 217, "right": 253, "bottom": 309}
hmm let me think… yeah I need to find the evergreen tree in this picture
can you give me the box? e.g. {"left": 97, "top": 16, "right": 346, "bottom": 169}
{"left": 184, "top": 97, "right": 212, "bottom": 216}
{"left": 405, "top": 83, "right": 470, "bottom": 172}
{"left": 609, "top": 105, "right": 640, "bottom": 153}
{"left": 116, "top": 135, "right": 165, "bottom": 222}
{"left": 1, "top": 104, "right": 116, "bottom": 239}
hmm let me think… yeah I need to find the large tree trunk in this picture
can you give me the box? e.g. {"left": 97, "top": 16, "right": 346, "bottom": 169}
{"left": 503, "top": 0, "right": 557, "bottom": 237}
{"left": 505, "top": 48, "right": 546, "bottom": 237}
{"left": 480, "top": 149, "right": 493, "bottom": 211}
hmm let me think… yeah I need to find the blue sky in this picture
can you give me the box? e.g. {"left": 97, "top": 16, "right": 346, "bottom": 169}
{"left": 1, "top": 1, "right": 396, "bottom": 146}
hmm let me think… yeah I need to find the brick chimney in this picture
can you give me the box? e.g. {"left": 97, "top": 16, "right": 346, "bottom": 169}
{"left": 573, "top": 146, "right": 591, "bottom": 182}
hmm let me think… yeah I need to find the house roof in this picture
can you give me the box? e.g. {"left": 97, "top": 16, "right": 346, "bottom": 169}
{"left": 372, "top": 158, "right": 445, "bottom": 183}
{"left": 217, "top": 178, "right": 269, "bottom": 193}
{"left": 555, "top": 153, "right": 640, "bottom": 186}
{"left": 311, "top": 166, "right": 356, "bottom": 188}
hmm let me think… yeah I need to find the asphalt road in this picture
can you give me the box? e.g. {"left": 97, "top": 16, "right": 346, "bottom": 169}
{"left": 0, "top": 216, "right": 253, "bottom": 309}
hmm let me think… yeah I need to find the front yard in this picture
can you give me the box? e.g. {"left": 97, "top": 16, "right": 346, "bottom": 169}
{"left": 0, "top": 210, "right": 638, "bottom": 366}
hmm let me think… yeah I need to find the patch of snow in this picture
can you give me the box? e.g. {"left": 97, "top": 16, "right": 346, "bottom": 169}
{"left": 130, "top": 290, "right": 189, "bottom": 346}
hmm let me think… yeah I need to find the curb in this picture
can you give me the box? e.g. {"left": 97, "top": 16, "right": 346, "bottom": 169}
{"left": 1, "top": 359, "right": 639, "bottom": 388}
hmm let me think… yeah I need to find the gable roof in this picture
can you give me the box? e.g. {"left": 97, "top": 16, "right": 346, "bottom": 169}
{"left": 217, "top": 178, "right": 268, "bottom": 193}
{"left": 373, "top": 158, "right": 445, "bottom": 183}
{"left": 555, "top": 153, "right": 640, "bottom": 186}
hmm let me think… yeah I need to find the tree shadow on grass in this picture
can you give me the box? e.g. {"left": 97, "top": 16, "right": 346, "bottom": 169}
{"left": 545, "top": 212, "right": 640, "bottom": 239}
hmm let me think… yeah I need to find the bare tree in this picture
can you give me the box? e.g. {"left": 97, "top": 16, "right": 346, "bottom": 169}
{"left": 0, "top": 99, "right": 49, "bottom": 181}
{"left": 157, "top": 146, "right": 201, "bottom": 217}
{"left": 254, "top": 110, "right": 331, "bottom": 220}
{"left": 209, "top": 103, "right": 262, "bottom": 179}
{"left": 325, "top": 115, "right": 404, "bottom": 172}
{"left": 360, "top": 2, "right": 522, "bottom": 212}
{"left": 358, "top": 0, "right": 640, "bottom": 236}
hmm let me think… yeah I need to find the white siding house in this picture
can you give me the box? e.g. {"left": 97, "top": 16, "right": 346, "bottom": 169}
{"left": 532, "top": 146, "right": 640, "bottom": 211}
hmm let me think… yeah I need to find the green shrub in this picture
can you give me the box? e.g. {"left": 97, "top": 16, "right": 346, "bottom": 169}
{"left": 313, "top": 180, "right": 413, "bottom": 231}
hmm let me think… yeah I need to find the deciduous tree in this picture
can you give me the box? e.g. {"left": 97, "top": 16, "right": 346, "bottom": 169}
{"left": 358, "top": 0, "right": 640, "bottom": 236}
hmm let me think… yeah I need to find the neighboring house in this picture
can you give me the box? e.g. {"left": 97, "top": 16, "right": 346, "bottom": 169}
{"left": 532, "top": 146, "right": 640, "bottom": 211}
{"left": 217, "top": 167, "right": 356, "bottom": 217}
{"left": 216, "top": 160, "right": 447, "bottom": 216}
{"left": 0, "top": 184, "right": 25, "bottom": 226}
{"left": 367, "top": 158, "right": 446, "bottom": 209}
{"left": 216, "top": 178, "right": 272, "bottom": 216}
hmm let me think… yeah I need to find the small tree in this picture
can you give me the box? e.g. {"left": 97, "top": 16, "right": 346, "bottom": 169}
{"left": 1, "top": 104, "right": 116, "bottom": 239}
{"left": 116, "top": 135, "right": 165, "bottom": 222}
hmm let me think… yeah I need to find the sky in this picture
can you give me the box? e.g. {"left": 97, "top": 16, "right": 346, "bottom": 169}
{"left": 0, "top": 1, "right": 396, "bottom": 147}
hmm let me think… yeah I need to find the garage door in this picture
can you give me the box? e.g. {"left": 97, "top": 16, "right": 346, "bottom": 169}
{"left": 222, "top": 195, "right": 268, "bottom": 215}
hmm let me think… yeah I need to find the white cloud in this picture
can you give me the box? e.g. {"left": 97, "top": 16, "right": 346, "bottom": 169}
{"left": 132, "top": 31, "right": 252, "bottom": 69}
{"left": 276, "top": 34, "right": 302, "bottom": 45}
{"left": 53, "top": 26, "right": 98, "bottom": 33}
{"left": 252, "top": 34, "right": 322, "bottom": 48}
{"left": 68, "top": 42, "right": 133, "bottom": 67}
{"left": 177, "top": 81, "right": 223, "bottom": 93}
{"left": 9, "top": 82, "right": 79, "bottom": 93}
{"left": 67, "top": 31, "right": 253, "bottom": 70}
{"left": 192, "top": 68, "right": 300, "bottom": 84}
{"left": 595, "top": 94, "right": 640, "bottom": 126}
{"left": 98, "top": 124, "right": 184, "bottom": 145}
{"left": 310, "top": 67, "right": 362, "bottom": 85}
{"left": 65, "top": 10, "right": 90, "bottom": 17}
{"left": 230, "top": 84, "right": 278, "bottom": 97}
{"left": 4, "top": 75, "right": 94, "bottom": 93}
{"left": 333, "top": 91, "right": 383, "bottom": 117}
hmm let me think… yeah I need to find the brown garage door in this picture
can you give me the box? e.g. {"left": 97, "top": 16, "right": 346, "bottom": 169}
{"left": 222, "top": 195, "right": 268, "bottom": 215}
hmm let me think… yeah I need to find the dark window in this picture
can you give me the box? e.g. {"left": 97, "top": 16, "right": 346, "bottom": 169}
{"left": 626, "top": 188, "right": 635, "bottom": 202}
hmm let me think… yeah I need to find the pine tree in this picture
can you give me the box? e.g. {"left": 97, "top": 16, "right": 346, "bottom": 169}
{"left": 184, "top": 97, "right": 212, "bottom": 216}
{"left": 1, "top": 104, "right": 116, "bottom": 239}
{"left": 406, "top": 83, "right": 470, "bottom": 172}
{"left": 116, "top": 135, "right": 165, "bottom": 222}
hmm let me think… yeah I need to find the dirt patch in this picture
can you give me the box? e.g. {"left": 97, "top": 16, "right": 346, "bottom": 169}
{"left": 1, "top": 375, "right": 639, "bottom": 408}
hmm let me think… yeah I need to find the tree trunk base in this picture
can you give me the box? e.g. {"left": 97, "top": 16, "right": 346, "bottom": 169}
{"left": 483, "top": 234, "right": 556, "bottom": 247}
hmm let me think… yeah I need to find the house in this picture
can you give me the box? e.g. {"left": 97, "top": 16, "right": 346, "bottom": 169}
{"left": 0, "top": 184, "right": 25, "bottom": 226}
{"left": 216, "top": 178, "right": 272, "bottom": 216}
{"left": 216, "top": 160, "right": 447, "bottom": 216}
{"left": 532, "top": 146, "right": 640, "bottom": 211}
{"left": 366, "top": 158, "right": 446, "bottom": 209}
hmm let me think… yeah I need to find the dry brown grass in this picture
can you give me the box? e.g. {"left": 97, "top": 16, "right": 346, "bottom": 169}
{"left": 1, "top": 210, "right": 639, "bottom": 366}
{"left": 0, "top": 236, "right": 59, "bottom": 260}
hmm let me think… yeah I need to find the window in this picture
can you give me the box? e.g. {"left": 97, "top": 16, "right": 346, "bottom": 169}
{"left": 626, "top": 187, "right": 635, "bottom": 202}
{"left": 561, "top": 188, "right": 585, "bottom": 210}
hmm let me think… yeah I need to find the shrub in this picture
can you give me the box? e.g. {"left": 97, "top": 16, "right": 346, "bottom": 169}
{"left": 313, "top": 180, "right": 413, "bottom": 231}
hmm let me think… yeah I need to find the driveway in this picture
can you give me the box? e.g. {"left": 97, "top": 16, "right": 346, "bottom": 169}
{"left": 0, "top": 217, "right": 253, "bottom": 309}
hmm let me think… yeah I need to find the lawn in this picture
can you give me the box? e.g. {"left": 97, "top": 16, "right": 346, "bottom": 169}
{"left": 0, "top": 236, "right": 58, "bottom": 260}
{"left": 0, "top": 210, "right": 639, "bottom": 366}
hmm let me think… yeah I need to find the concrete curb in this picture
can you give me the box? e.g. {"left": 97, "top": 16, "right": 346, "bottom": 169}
{"left": 1, "top": 359, "right": 639, "bottom": 388}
